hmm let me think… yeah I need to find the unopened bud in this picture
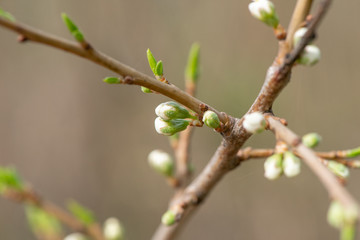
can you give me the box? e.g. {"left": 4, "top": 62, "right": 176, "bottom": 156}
{"left": 202, "top": 111, "right": 220, "bottom": 129}
{"left": 264, "top": 153, "right": 283, "bottom": 180}
{"left": 283, "top": 151, "right": 301, "bottom": 177}
{"left": 297, "top": 45, "right": 321, "bottom": 66}
{"left": 141, "top": 86, "right": 152, "bottom": 93}
{"left": 243, "top": 112, "right": 266, "bottom": 134}
{"left": 302, "top": 133, "right": 322, "bottom": 148}
{"left": 154, "top": 117, "right": 189, "bottom": 136}
{"left": 293, "top": 27, "right": 308, "bottom": 46}
{"left": 161, "top": 210, "right": 176, "bottom": 226}
{"left": 103, "top": 217, "right": 125, "bottom": 240}
{"left": 352, "top": 160, "right": 360, "bottom": 168}
{"left": 155, "top": 101, "right": 194, "bottom": 121}
{"left": 103, "top": 77, "right": 121, "bottom": 84}
{"left": 327, "top": 201, "right": 345, "bottom": 229}
{"left": 148, "top": 150, "right": 174, "bottom": 177}
{"left": 64, "top": 233, "right": 87, "bottom": 240}
{"left": 327, "top": 161, "right": 350, "bottom": 179}
{"left": 345, "top": 147, "right": 360, "bottom": 158}
{"left": 248, "top": 0, "right": 279, "bottom": 28}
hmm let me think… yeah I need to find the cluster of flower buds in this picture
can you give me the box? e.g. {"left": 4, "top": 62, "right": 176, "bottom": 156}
{"left": 154, "top": 101, "right": 198, "bottom": 136}
{"left": 148, "top": 149, "right": 174, "bottom": 177}
{"left": 248, "top": 0, "right": 279, "bottom": 28}
{"left": 243, "top": 112, "right": 266, "bottom": 134}
{"left": 264, "top": 152, "right": 301, "bottom": 180}
{"left": 293, "top": 27, "right": 321, "bottom": 66}
{"left": 327, "top": 200, "right": 359, "bottom": 238}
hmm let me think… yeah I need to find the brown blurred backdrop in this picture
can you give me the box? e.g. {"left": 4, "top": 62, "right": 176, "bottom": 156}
{"left": 0, "top": 0, "right": 360, "bottom": 239}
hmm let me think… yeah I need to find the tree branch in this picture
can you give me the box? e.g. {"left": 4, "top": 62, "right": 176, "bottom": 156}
{"left": 267, "top": 117, "right": 358, "bottom": 210}
{"left": 0, "top": 18, "right": 227, "bottom": 124}
{"left": 3, "top": 188, "right": 104, "bottom": 240}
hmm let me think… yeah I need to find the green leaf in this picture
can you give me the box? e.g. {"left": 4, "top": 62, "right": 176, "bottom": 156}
{"left": 155, "top": 60, "right": 163, "bottom": 76}
{"left": 67, "top": 200, "right": 95, "bottom": 226}
{"left": 25, "top": 205, "right": 62, "bottom": 237}
{"left": 185, "top": 43, "right": 200, "bottom": 83}
{"left": 61, "top": 13, "right": 84, "bottom": 42}
{"left": 103, "top": 77, "right": 121, "bottom": 84}
{"left": 146, "top": 49, "right": 157, "bottom": 75}
{"left": 0, "top": 166, "right": 23, "bottom": 193}
{"left": 141, "top": 86, "right": 152, "bottom": 93}
{"left": 0, "top": 7, "right": 15, "bottom": 22}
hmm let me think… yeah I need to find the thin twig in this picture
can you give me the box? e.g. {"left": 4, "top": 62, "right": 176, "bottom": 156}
{"left": 0, "top": 18, "right": 226, "bottom": 124}
{"left": 285, "top": 0, "right": 313, "bottom": 50}
{"left": 3, "top": 188, "right": 105, "bottom": 240}
{"left": 267, "top": 117, "right": 358, "bottom": 210}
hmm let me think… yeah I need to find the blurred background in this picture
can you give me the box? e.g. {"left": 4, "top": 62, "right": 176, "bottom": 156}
{"left": 0, "top": 0, "right": 360, "bottom": 239}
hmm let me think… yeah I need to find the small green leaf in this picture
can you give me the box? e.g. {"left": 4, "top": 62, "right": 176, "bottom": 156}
{"left": 0, "top": 7, "right": 15, "bottom": 22}
{"left": 185, "top": 43, "right": 200, "bottom": 83}
{"left": 61, "top": 13, "right": 84, "bottom": 42}
{"left": 155, "top": 60, "right": 163, "bottom": 76}
{"left": 346, "top": 147, "right": 360, "bottom": 158}
{"left": 141, "top": 86, "right": 152, "bottom": 93}
{"left": 103, "top": 77, "right": 121, "bottom": 84}
{"left": 0, "top": 166, "right": 23, "bottom": 193}
{"left": 67, "top": 200, "right": 95, "bottom": 226}
{"left": 146, "top": 49, "right": 157, "bottom": 75}
{"left": 25, "top": 205, "right": 63, "bottom": 237}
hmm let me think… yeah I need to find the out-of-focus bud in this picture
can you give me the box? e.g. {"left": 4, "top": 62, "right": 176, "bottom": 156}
{"left": 293, "top": 27, "right": 308, "bottom": 46}
{"left": 103, "top": 77, "right": 121, "bottom": 84}
{"left": 327, "top": 161, "right": 350, "bottom": 179}
{"left": 297, "top": 45, "right": 321, "bottom": 66}
{"left": 248, "top": 0, "right": 279, "bottom": 28}
{"left": 148, "top": 150, "right": 174, "bottom": 177}
{"left": 264, "top": 153, "right": 283, "bottom": 180}
{"left": 282, "top": 151, "right": 301, "bottom": 177}
{"left": 302, "top": 133, "right": 322, "bottom": 148}
{"left": 185, "top": 43, "right": 200, "bottom": 83}
{"left": 243, "top": 112, "right": 266, "bottom": 134}
{"left": 161, "top": 210, "right": 176, "bottom": 226}
{"left": 352, "top": 160, "right": 360, "bottom": 168}
{"left": 0, "top": 7, "right": 15, "bottom": 22}
{"left": 141, "top": 86, "right": 152, "bottom": 93}
{"left": 202, "top": 111, "right": 220, "bottom": 129}
{"left": 327, "top": 201, "right": 345, "bottom": 229}
{"left": 345, "top": 147, "right": 360, "bottom": 158}
{"left": 154, "top": 117, "right": 189, "bottom": 136}
{"left": 103, "top": 217, "right": 125, "bottom": 240}
{"left": 155, "top": 101, "right": 194, "bottom": 121}
{"left": 64, "top": 233, "right": 87, "bottom": 240}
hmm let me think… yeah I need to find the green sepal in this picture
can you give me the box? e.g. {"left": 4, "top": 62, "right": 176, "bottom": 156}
{"left": 61, "top": 13, "right": 84, "bottom": 42}
{"left": 141, "top": 86, "right": 152, "bottom": 93}
{"left": 155, "top": 60, "right": 163, "bottom": 76}
{"left": 185, "top": 43, "right": 200, "bottom": 83}
{"left": 25, "top": 205, "right": 63, "bottom": 237}
{"left": 0, "top": 166, "right": 23, "bottom": 193}
{"left": 103, "top": 77, "right": 121, "bottom": 84}
{"left": 147, "top": 49, "right": 157, "bottom": 75}
{"left": 346, "top": 147, "right": 360, "bottom": 158}
{"left": 67, "top": 200, "right": 95, "bottom": 226}
{"left": 0, "top": 7, "right": 15, "bottom": 22}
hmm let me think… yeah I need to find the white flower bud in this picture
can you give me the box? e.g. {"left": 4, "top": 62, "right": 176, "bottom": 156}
{"left": 352, "top": 160, "right": 360, "bottom": 168}
{"left": 327, "top": 201, "right": 345, "bottom": 229}
{"left": 293, "top": 27, "right": 308, "bottom": 46}
{"left": 248, "top": 0, "right": 279, "bottom": 28}
{"left": 283, "top": 151, "right": 301, "bottom": 177}
{"left": 154, "top": 117, "right": 189, "bottom": 136}
{"left": 148, "top": 150, "right": 174, "bottom": 177}
{"left": 202, "top": 111, "right": 220, "bottom": 129}
{"left": 103, "top": 217, "right": 125, "bottom": 240}
{"left": 243, "top": 112, "right": 266, "bottom": 134}
{"left": 64, "top": 233, "right": 87, "bottom": 240}
{"left": 264, "top": 153, "right": 283, "bottom": 180}
{"left": 297, "top": 45, "right": 321, "bottom": 66}
{"left": 327, "top": 161, "right": 350, "bottom": 179}
{"left": 155, "top": 101, "right": 193, "bottom": 120}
